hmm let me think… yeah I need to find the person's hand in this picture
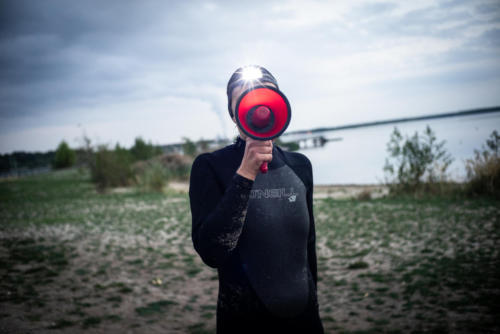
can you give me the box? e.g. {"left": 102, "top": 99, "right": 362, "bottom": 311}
{"left": 237, "top": 137, "right": 273, "bottom": 181}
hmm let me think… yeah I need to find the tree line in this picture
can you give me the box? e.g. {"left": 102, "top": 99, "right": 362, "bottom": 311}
{"left": 2, "top": 129, "right": 498, "bottom": 198}
{"left": 0, "top": 137, "right": 163, "bottom": 175}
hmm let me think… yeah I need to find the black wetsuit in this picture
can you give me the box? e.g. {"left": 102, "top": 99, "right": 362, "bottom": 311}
{"left": 189, "top": 137, "right": 324, "bottom": 334}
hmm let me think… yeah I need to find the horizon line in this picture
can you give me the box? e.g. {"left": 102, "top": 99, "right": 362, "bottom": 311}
{"left": 283, "top": 105, "right": 500, "bottom": 136}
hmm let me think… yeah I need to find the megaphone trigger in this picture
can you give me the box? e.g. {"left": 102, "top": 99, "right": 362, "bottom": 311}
{"left": 260, "top": 162, "right": 269, "bottom": 173}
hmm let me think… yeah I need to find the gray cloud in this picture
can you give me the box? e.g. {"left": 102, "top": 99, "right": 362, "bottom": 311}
{"left": 0, "top": 0, "right": 287, "bottom": 135}
{"left": 1, "top": 0, "right": 499, "bottom": 153}
{"left": 355, "top": 2, "right": 397, "bottom": 16}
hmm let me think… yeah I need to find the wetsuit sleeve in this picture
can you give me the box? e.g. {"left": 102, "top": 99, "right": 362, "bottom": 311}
{"left": 189, "top": 153, "right": 253, "bottom": 268}
{"left": 307, "top": 183, "right": 318, "bottom": 287}
{"left": 305, "top": 159, "right": 319, "bottom": 288}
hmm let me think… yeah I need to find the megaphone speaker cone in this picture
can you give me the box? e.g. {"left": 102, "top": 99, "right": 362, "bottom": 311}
{"left": 235, "top": 85, "right": 291, "bottom": 141}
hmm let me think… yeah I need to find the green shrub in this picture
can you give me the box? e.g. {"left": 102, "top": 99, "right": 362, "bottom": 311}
{"left": 133, "top": 153, "right": 192, "bottom": 192}
{"left": 383, "top": 126, "right": 453, "bottom": 195}
{"left": 134, "top": 161, "right": 171, "bottom": 192}
{"left": 53, "top": 141, "right": 76, "bottom": 169}
{"left": 356, "top": 189, "right": 372, "bottom": 201}
{"left": 157, "top": 154, "right": 192, "bottom": 181}
{"left": 90, "top": 144, "right": 133, "bottom": 190}
{"left": 465, "top": 130, "right": 500, "bottom": 198}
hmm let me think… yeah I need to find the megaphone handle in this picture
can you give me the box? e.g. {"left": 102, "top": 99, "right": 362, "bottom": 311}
{"left": 260, "top": 162, "right": 268, "bottom": 174}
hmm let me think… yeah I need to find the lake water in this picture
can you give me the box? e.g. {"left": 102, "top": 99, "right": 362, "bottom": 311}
{"left": 294, "top": 113, "right": 500, "bottom": 185}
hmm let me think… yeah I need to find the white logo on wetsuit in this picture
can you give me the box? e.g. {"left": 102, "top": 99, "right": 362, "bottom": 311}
{"left": 250, "top": 187, "right": 297, "bottom": 201}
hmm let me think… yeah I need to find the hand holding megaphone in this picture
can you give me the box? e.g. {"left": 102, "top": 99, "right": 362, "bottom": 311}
{"left": 235, "top": 85, "right": 291, "bottom": 176}
{"left": 237, "top": 138, "right": 273, "bottom": 180}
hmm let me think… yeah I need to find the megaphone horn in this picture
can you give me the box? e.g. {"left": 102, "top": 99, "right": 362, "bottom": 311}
{"left": 235, "top": 85, "right": 292, "bottom": 173}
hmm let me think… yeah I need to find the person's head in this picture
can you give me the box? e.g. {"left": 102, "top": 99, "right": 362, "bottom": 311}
{"left": 226, "top": 65, "right": 279, "bottom": 126}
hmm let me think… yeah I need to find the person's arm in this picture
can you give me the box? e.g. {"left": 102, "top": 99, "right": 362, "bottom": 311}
{"left": 300, "top": 156, "right": 319, "bottom": 288}
{"left": 307, "top": 176, "right": 319, "bottom": 287}
{"left": 304, "top": 158, "right": 321, "bottom": 312}
{"left": 189, "top": 153, "right": 253, "bottom": 268}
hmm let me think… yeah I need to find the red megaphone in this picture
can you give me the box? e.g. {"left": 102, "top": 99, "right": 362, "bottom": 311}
{"left": 234, "top": 85, "right": 292, "bottom": 173}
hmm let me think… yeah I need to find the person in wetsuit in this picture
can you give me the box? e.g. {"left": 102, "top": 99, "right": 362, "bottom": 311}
{"left": 189, "top": 66, "right": 324, "bottom": 334}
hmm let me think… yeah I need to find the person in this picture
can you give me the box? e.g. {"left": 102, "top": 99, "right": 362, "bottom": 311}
{"left": 189, "top": 65, "right": 324, "bottom": 334}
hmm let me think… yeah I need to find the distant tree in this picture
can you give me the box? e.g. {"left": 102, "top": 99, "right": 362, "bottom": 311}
{"left": 130, "top": 137, "right": 162, "bottom": 162}
{"left": 76, "top": 133, "right": 94, "bottom": 169}
{"left": 383, "top": 126, "right": 453, "bottom": 193}
{"left": 182, "top": 137, "right": 197, "bottom": 157}
{"left": 197, "top": 139, "right": 210, "bottom": 152}
{"left": 53, "top": 141, "right": 76, "bottom": 169}
{"left": 275, "top": 138, "right": 300, "bottom": 151}
{"left": 1, "top": 151, "right": 55, "bottom": 174}
{"left": 0, "top": 154, "right": 9, "bottom": 173}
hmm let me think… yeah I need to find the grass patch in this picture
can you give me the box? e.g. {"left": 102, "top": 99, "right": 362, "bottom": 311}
{"left": 348, "top": 261, "right": 369, "bottom": 270}
{"left": 82, "top": 316, "right": 102, "bottom": 328}
{"left": 186, "top": 267, "right": 202, "bottom": 277}
{"left": 135, "top": 300, "right": 178, "bottom": 317}
{"left": 187, "top": 323, "right": 213, "bottom": 334}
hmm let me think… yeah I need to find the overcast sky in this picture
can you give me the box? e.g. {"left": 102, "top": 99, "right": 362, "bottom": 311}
{"left": 1, "top": 0, "right": 499, "bottom": 153}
